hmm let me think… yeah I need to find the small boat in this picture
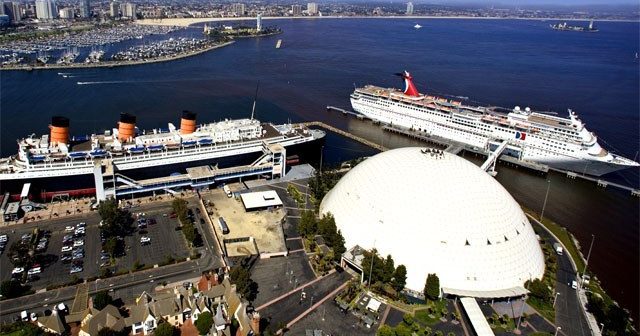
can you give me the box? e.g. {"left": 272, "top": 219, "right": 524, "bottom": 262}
{"left": 414, "top": 24, "right": 422, "bottom": 29}
{"left": 182, "top": 140, "right": 197, "bottom": 147}
{"left": 69, "top": 152, "right": 87, "bottom": 158}
{"left": 89, "top": 149, "right": 107, "bottom": 157}
{"left": 147, "top": 145, "right": 165, "bottom": 151}
{"left": 276, "top": 40, "right": 282, "bottom": 49}
{"left": 198, "top": 138, "right": 213, "bottom": 145}
{"left": 128, "top": 146, "right": 145, "bottom": 154}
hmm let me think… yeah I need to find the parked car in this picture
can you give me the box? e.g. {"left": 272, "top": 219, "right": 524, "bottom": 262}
{"left": 12, "top": 267, "right": 24, "bottom": 274}
{"left": 73, "top": 239, "right": 84, "bottom": 247}
{"left": 61, "top": 254, "right": 72, "bottom": 263}
{"left": 70, "top": 266, "right": 83, "bottom": 274}
{"left": 140, "top": 236, "right": 151, "bottom": 245}
{"left": 27, "top": 267, "right": 41, "bottom": 275}
{"left": 61, "top": 246, "right": 73, "bottom": 253}
{"left": 77, "top": 222, "right": 86, "bottom": 228}
{"left": 0, "top": 234, "right": 8, "bottom": 243}
{"left": 64, "top": 226, "right": 75, "bottom": 232}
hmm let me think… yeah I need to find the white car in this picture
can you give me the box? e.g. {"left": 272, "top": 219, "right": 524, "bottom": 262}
{"left": 65, "top": 226, "right": 75, "bottom": 232}
{"left": 0, "top": 234, "right": 7, "bottom": 242}
{"left": 77, "top": 222, "right": 86, "bottom": 228}
{"left": 73, "top": 240, "right": 84, "bottom": 247}
{"left": 12, "top": 267, "right": 24, "bottom": 274}
{"left": 140, "top": 236, "right": 151, "bottom": 245}
{"left": 27, "top": 267, "right": 41, "bottom": 275}
{"left": 75, "top": 228, "right": 85, "bottom": 235}
{"left": 571, "top": 280, "right": 578, "bottom": 290}
{"left": 61, "top": 245, "right": 73, "bottom": 253}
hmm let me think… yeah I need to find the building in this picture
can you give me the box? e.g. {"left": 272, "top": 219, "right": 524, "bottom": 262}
{"left": 320, "top": 147, "right": 545, "bottom": 299}
{"left": 124, "top": 277, "right": 260, "bottom": 335}
{"left": 109, "top": 0, "right": 118, "bottom": 17}
{"left": 59, "top": 7, "right": 74, "bottom": 19}
{"left": 78, "top": 305, "right": 126, "bottom": 336}
{"left": 11, "top": 1, "right": 22, "bottom": 21}
{"left": 231, "top": 3, "right": 244, "bottom": 16}
{"left": 256, "top": 12, "right": 261, "bottom": 31}
{"left": 307, "top": 2, "right": 318, "bottom": 15}
{"left": 121, "top": 2, "right": 135, "bottom": 19}
{"left": 291, "top": 4, "right": 302, "bottom": 16}
{"left": 79, "top": 0, "right": 90, "bottom": 18}
{"left": 2, "top": 2, "right": 13, "bottom": 21}
{"left": 406, "top": 2, "right": 413, "bottom": 15}
{"left": 35, "top": 0, "right": 57, "bottom": 20}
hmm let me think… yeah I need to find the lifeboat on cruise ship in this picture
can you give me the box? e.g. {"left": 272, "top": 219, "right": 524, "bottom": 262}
{"left": 147, "top": 145, "right": 165, "bottom": 152}
{"left": 128, "top": 146, "right": 144, "bottom": 154}
{"left": 90, "top": 149, "right": 107, "bottom": 158}
{"left": 69, "top": 152, "right": 88, "bottom": 159}
{"left": 198, "top": 138, "right": 213, "bottom": 145}
{"left": 182, "top": 140, "right": 197, "bottom": 147}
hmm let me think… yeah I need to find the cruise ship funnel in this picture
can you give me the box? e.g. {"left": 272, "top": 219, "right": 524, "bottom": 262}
{"left": 49, "top": 116, "right": 69, "bottom": 145}
{"left": 180, "top": 110, "right": 197, "bottom": 134}
{"left": 118, "top": 113, "right": 136, "bottom": 142}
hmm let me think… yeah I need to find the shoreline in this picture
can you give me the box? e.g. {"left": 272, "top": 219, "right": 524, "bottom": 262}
{"left": 0, "top": 40, "right": 235, "bottom": 72}
{"left": 136, "top": 15, "right": 640, "bottom": 27}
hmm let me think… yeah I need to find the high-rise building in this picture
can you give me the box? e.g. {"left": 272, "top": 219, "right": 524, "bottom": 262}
{"left": 109, "top": 0, "right": 118, "bottom": 17}
{"left": 256, "top": 13, "right": 262, "bottom": 31}
{"left": 2, "top": 2, "right": 13, "bottom": 21}
{"left": 35, "top": 0, "right": 57, "bottom": 20}
{"left": 11, "top": 1, "right": 21, "bottom": 21}
{"left": 406, "top": 2, "right": 413, "bottom": 15}
{"left": 59, "top": 7, "right": 74, "bottom": 19}
{"left": 79, "top": 0, "right": 90, "bottom": 18}
{"left": 231, "top": 3, "right": 244, "bottom": 16}
{"left": 122, "top": 2, "right": 135, "bottom": 19}
{"left": 306, "top": 2, "right": 317, "bottom": 15}
{"left": 291, "top": 4, "right": 302, "bottom": 16}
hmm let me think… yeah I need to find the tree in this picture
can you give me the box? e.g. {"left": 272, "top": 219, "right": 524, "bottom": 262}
{"left": 298, "top": 210, "right": 317, "bottom": 237}
{"left": 0, "top": 280, "right": 29, "bottom": 299}
{"left": 195, "top": 311, "right": 213, "bottom": 335}
{"left": 93, "top": 291, "right": 114, "bottom": 310}
{"left": 377, "top": 325, "right": 395, "bottom": 336}
{"left": 98, "top": 199, "right": 133, "bottom": 237}
{"left": 97, "top": 327, "right": 118, "bottom": 336}
{"left": 527, "top": 279, "right": 551, "bottom": 302}
{"left": 382, "top": 255, "right": 395, "bottom": 283}
{"left": 229, "top": 266, "right": 258, "bottom": 301}
{"left": 392, "top": 265, "right": 407, "bottom": 292}
{"left": 0, "top": 321, "right": 45, "bottom": 336}
{"left": 424, "top": 273, "right": 440, "bottom": 301}
{"left": 155, "top": 322, "right": 178, "bottom": 336}
{"left": 103, "top": 237, "right": 117, "bottom": 256}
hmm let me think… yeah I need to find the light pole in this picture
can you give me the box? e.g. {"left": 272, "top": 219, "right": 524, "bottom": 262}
{"left": 554, "top": 326, "right": 562, "bottom": 336}
{"left": 600, "top": 323, "right": 605, "bottom": 335}
{"left": 540, "top": 180, "right": 551, "bottom": 221}
{"left": 580, "top": 234, "right": 595, "bottom": 290}
{"left": 516, "top": 273, "right": 531, "bottom": 331}
{"left": 368, "top": 245, "right": 375, "bottom": 288}
{"left": 553, "top": 292, "right": 560, "bottom": 307}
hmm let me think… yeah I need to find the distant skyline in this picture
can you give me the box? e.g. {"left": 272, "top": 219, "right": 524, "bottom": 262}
{"left": 385, "top": 0, "right": 639, "bottom": 7}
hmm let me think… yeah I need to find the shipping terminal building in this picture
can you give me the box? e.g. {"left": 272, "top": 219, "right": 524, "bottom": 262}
{"left": 320, "top": 147, "right": 545, "bottom": 299}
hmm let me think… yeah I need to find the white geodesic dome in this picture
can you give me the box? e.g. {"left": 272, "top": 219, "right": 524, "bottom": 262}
{"left": 320, "top": 147, "right": 544, "bottom": 297}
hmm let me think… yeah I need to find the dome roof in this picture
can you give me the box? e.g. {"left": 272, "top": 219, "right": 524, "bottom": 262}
{"left": 320, "top": 147, "right": 545, "bottom": 297}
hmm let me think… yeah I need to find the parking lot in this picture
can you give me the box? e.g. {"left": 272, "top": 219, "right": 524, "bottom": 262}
{"left": 117, "top": 208, "right": 191, "bottom": 270}
{"left": 0, "top": 203, "right": 193, "bottom": 291}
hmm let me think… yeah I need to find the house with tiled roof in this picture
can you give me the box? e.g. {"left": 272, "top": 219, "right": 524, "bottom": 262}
{"left": 79, "top": 305, "right": 125, "bottom": 336}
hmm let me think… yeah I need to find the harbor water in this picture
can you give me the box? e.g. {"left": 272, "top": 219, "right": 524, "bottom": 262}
{"left": 1, "top": 18, "right": 638, "bottom": 319}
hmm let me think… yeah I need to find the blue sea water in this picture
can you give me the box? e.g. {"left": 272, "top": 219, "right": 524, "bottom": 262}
{"left": 1, "top": 18, "right": 639, "bottom": 319}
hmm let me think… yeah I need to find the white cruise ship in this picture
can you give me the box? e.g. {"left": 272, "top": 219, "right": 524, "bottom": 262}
{"left": 350, "top": 71, "right": 638, "bottom": 176}
{"left": 0, "top": 112, "right": 325, "bottom": 181}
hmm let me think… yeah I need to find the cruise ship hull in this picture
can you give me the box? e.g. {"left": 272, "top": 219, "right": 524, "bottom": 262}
{"left": 0, "top": 134, "right": 325, "bottom": 196}
{"left": 351, "top": 98, "right": 634, "bottom": 177}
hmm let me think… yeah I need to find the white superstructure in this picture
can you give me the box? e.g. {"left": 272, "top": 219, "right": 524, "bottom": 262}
{"left": 320, "top": 147, "right": 545, "bottom": 297}
{"left": 350, "top": 71, "right": 639, "bottom": 176}
{"left": 0, "top": 116, "right": 324, "bottom": 181}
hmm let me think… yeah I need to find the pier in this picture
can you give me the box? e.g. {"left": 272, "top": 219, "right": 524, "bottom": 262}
{"left": 298, "top": 121, "right": 388, "bottom": 152}
{"left": 326, "top": 106, "right": 367, "bottom": 120}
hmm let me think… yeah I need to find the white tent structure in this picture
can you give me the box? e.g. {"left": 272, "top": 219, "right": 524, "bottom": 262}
{"left": 320, "top": 147, "right": 545, "bottom": 298}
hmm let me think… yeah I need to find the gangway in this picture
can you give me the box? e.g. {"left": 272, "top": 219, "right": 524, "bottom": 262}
{"left": 481, "top": 141, "right": 509, "bottom": 175}
{"left": 115, "top": 174, "right": 143, "bottom": 189}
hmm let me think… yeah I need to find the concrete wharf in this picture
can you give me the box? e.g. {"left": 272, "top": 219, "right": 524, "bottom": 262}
{"left": 297, "top": 121, "right": 387, "bottom": 152}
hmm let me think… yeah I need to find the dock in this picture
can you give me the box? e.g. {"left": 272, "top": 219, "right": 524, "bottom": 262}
{"left": 298, "top": 121, "right": 387, "bottom": 152}
{"left": 326, "top": 106, "right": 368, "bottom": 120}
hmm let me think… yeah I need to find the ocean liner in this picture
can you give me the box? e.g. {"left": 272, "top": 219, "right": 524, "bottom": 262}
{"left": 0, "top": 112, "right": 325, "bottom": 183}
{"left": 350, "top": 71, "right": 638, "bottom": 176}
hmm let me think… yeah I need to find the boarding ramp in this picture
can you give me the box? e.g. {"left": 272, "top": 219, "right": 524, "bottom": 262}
{"left": 481, "top": 141, "right": 509, "bottom": 175}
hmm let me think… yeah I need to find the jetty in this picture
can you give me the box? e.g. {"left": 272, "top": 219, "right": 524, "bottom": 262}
{"left": 296, "top": 121, "right": 387, "bottom": 152}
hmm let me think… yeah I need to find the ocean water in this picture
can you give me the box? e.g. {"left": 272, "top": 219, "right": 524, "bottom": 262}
{"left": 1, "top": 18, "right": 638, "bottom": 319}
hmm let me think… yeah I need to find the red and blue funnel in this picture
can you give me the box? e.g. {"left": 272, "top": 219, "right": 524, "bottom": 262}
{"left": 395, "top": 71, "right": 420, "bottom": 97}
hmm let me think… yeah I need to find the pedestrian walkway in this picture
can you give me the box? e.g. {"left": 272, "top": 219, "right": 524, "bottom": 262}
{"left": 256, "top": 269, "right": 336, "bottom": 311}
{"left": 284, "top": 280, "right": 351, "bottom": 330}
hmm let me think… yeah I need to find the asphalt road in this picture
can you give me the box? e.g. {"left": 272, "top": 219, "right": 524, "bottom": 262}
{"left": 532, "top": 220, "right": 591, "bottom": 336}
